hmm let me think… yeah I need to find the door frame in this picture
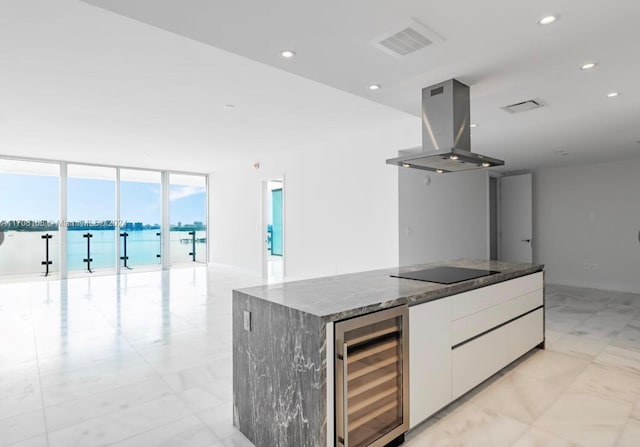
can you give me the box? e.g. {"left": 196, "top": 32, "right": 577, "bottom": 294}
{"left": 498, "top": 172, "right": 533, "bottom": 263}
{"left": 261, "top": 176, "right": 286, "bottom": 280}
{"left": 487, "top": 172, "right": 502, "bottom": 261}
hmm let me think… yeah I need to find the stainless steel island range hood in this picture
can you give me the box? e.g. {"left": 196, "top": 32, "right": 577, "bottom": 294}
{"left": 386, "top": 79, "right": 504, "bottom": 173}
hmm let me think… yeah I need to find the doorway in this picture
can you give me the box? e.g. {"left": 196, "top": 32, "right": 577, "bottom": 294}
{"left": 489, "top": 176, "right": 499, "bottom": 261}
{"left": 263, "top": 179, "right": 284, "bottom": 282}
{"left": 499, "top": 173, "right": 533, "bottom": 263}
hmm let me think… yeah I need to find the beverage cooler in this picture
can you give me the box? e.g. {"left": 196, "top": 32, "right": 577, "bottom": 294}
{"left": 335, "top": 306, "right": 409, "bottom": 447}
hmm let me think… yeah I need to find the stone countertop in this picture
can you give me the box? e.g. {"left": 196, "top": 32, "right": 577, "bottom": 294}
{"left": 234, "top": 259, "right": 543, "bottom": 323}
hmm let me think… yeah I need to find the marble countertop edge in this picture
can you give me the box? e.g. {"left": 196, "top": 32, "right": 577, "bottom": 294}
{"left": 234, "top": 259, "right": 544, "bottom": 323}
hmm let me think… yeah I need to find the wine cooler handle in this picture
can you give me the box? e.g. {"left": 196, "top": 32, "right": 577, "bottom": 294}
{"left": 343, "top": 342, "right": 349, "bottom": 447}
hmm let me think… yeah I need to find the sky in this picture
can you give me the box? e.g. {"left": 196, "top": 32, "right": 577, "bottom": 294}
{"left": 0, "top": 173, "right": 206, "bottom": 225}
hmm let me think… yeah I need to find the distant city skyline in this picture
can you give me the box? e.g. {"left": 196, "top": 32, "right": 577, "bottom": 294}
{"left": 0, "top": 173, "right": 206, "bottom": 224}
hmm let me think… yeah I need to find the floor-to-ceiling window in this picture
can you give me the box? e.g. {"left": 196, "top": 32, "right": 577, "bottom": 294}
{"left": 169, "top": 174, "right": 207, "bottom": 265}
{"left": 0, "top": 160, "right": 60, "bottom": 278}
{"left": 119, "top": 169, "right": 162, "bottom": 270}
{"left": 0, "top": 157, "right": 207, "bottom": 280}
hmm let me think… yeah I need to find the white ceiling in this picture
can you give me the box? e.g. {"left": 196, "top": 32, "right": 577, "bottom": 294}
{"left": 0, "top": 0, "right": 418, "bottom": 173}
{"left": 2, "top": 0, "right": 640, "bottom": 173}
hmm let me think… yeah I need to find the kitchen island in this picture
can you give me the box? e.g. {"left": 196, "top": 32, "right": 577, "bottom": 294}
{"left": 233, "top": 259, "right": 544, "bottom": 447}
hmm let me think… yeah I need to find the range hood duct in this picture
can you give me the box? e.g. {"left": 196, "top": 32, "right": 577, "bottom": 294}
{"left": 386, "top": 79, "right": 504, "bottom": 173}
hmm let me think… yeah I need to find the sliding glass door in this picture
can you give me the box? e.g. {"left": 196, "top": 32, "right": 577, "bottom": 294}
{"left": 67, "top": 165, "right": 116, "bottom": 275}
{"left": 0, "top": 160, "right": 60, "bottom": 277}
{"left": 119, "top": 169, "right": 162, "bottom": 270}
{"left": 169, "top": 174, "right": 207, "bottom": 265}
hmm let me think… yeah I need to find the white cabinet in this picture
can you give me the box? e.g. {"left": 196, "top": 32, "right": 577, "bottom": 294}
{"left": 450, "top": 273, "right": 543, "bottom": 401}
{"left": 409, "top": 298, "right": 451, "bottom": 428}
{"left": 409, "top": 271, "right": 545, "bottom": 429}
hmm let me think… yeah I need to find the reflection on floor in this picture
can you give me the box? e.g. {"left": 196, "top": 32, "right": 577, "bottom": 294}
{"left": 1, "top": 271, "right": 639, "bottom": 447}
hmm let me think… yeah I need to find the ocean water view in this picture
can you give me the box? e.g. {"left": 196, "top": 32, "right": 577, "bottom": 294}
{"left": 0, "top": 229, "right": 206, "bottom": 276}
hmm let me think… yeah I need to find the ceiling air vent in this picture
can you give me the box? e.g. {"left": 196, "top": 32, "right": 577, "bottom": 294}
{"left": 501, "top": 99, "right": 544, "bottom": 114}
{"left": 371, "top": 19, "right": 444, "bottom": 58}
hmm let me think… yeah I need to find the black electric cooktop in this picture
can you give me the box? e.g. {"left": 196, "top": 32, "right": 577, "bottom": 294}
{"left": 391, "top": 266, "right": 500, "bottom": 284}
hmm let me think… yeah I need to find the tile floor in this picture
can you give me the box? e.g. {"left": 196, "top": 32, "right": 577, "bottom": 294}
{"left": 0, "top": 268, "right": 639, "bottom": 447}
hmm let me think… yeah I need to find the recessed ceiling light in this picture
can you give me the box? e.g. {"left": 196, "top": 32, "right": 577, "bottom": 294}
{"left": 280, "top": 50, "right": 296, "bottom": 58}
{"left": 538, "top": 15, "right": 557, "bottom": 25}
{"left": 470, "top": 124, "right": 478, "bottom": 128}
{"left": 580, "top": 62, "right": 597, "bottom": 70}
{"left": 435, "top": 169, "right": 444, "bottom": 173}
{"left": 368, "top": 84, "right": 381, "bottom": 91}
{"left": 607, "top": 92, "right": 620, "bottom": 98}
{"left": 401, "top": 163, "right": 411, "bottom": 168}
{"left": 481, "top": 162, "right": 491, "bottom": 167}
{"left": 450, "top": 155, "right": 459, "bottom": 160}
{"left": 223, "top": 104, "right": 235, "bottom": 109}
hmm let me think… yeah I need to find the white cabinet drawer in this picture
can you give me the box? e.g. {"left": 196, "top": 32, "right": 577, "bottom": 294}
{"left": 451, "top": 309, "right": 544, "bottom": 400}
{"left": 508, "top": 308, "right": 544, "bottom": 363}
{"left": 451, "top": 289, "right": 543, "bottom": 345}
{"left": 451, "top": 272, "right": 543, "bottom": 320}
{"left": 451, "top": 324, "right": 510, "bottom": 400}
{"left": 409, "top": 299, "right": 452, "bottom": 429}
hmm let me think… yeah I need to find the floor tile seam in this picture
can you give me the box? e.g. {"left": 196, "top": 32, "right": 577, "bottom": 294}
{"left": 552, "top": 357, "right": 640, "bottom": 408}
{"left": 87, "top": 294, "right": 203, "bottom": 346}
{"left": 108, "top": 305, "right": 223, "bottom": 440}
{"left": 503, "top": 368, "right": 575, "bottom": 428}
{"left": 40, "top": 375, "right": 175, "bottom": 431}
{"left": 460, "top": 399, "right": 531, "bottom": 441}
{"left": 513, "top": 425, "right": 588, "bottom": 447}
{"left": 593, "top": 355, "right": 640, "bottom": 378}
{"left": 607, "top": 394, "right": 638, "bottom": 447}
{"left": 99, "top": 413, "right": 218, "bottom": 447}
{"left": 590, "top": 346, "right": 640, "bottom": 383}
{"left": 29, "top": 294, "right": 51, "bottom": 447}
{"left": 43, "top": 392, "right": 198, "bottom": 439}
{"left": 64, "top": 288, "right": 211, "bottom": 426}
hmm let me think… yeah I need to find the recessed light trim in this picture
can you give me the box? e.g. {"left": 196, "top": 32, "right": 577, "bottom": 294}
{"left": 470, "top": 124, "right": 478, "bottom": 128}
{"left": 607, "top": 92, "right": 620, "bottom": 98}
{"left": 435, "top": 169, "right": 444, "bottom": 173}
{"left": 538, "top": 15, "right": 557, "bottom": 25}
{"left": 368, "top": 84, "right": 381, "bottom": 91}
{"left": 401, "top": 163, "right": 411, "bottom": 168}
{"left": 223, "top": 104, "right": 235, "bottom": 109}
{"left": 450, "top": 155, "right": 459, "bottom": 160}
{"left": 580, "top": 62, "right": 597, "bottom": 70}
{"left": 481, "top": 162, "right": 491, "bottom": 167}
{"left": 280, "top": 50, "right": 296, "bottom": 58}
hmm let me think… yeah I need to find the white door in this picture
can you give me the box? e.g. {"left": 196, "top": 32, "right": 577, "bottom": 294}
{"left": 500, "top": 173, "right": 532, "bottom": 263}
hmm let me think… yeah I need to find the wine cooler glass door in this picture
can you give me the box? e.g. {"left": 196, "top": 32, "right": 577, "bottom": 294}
{"left": 336, "top": 306, "right": 409, "bottom": 447}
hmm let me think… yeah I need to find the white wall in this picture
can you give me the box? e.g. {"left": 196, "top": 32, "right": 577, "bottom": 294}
{"left": 399, "top": 168, "right": 490, "bottom": 266}
{"left": 534, "top": 158, "right": 640, "bottom": 293}
{"left": 209, "top": 119, "right": 420, "bottom": 279}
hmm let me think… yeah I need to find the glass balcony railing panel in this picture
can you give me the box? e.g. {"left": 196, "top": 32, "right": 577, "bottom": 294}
{"left": 0, "top": 159, "right": 60, "bottom": 278}
{"left": 67, "top": 230, "right": 116, "bottom": 272}
{"left": 0, "top": 229, "right": 60, "bottom": 276}
{"left": 120, "top": 230, "right": 162, "bottom": 268}
{"left": 195, "top": 230, "right": 207, "bottom": 263}
{"left": 169, "top": 230, "right": 195, "bottom": 264}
